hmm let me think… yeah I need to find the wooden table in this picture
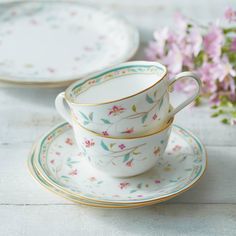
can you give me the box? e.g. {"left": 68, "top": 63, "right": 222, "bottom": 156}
{"left": 1, "top": 0, "right": 236, "bottom": 235}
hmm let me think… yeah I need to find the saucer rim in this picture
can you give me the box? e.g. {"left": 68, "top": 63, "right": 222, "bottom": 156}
{"left": 32, "top": 122, "right": 207, "bottom": 204}
{"left": 28, "top": 145, "right": 208, "bottom": 208}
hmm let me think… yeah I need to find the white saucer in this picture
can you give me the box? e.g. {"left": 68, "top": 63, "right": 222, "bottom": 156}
{"left": 0, "top": 1, "right": 139, "bottom": 85}
{"left": 31, "top": 122, "right": 207, "bottom": 206}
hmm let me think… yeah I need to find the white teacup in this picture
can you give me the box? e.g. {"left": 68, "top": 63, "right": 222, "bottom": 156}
{"left": 72, "top": 118, "right": 173, "bottom": 177}
{"left": 56, "top": 61, "right": 201, "bottom": 137}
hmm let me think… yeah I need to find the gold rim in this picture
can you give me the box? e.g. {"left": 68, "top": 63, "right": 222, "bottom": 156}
{"left": 31, "top": 128, "right": 208, "bottom": 205}
{"left": 73, "top": 114, "right": 174, "bottom": 140}
{"left": 28, "top": 144, "right": 208, "bottom": 208}
{"left": 0, "top": 78, "right": 71, "bottom": 88}
{"left": 64, "top": 61, "right": 168, "bottom": 106}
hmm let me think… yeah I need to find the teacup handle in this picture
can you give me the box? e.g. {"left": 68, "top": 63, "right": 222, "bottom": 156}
{"left": 55, "top": 92, "right": 73, "bottom": 125}
{"left": 167, "top": 72, "right": 201, "bottom": 118}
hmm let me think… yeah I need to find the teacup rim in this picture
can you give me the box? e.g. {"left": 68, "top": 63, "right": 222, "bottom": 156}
{"left": 73, "top": 116, "right": 174, "bottom": 140}
{"left": 65, "top": 61, "right": 168, "bottom": 106}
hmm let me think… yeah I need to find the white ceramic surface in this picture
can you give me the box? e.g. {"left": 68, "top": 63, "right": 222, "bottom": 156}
{"left": 0, "top": 1, "right": 139, "bottom": 84}
{"left": 32, "top": 122, "right": 207, "bottom": 204}
{"left": 73, "top": 119, "right": 173, "bottom": 177}
{"left": 55, "top": 61, "right": 202, "bottom": 137}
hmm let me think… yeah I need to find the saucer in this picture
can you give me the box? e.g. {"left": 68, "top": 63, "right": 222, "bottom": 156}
{"left": 0, "top": 1, "right": 138, "bottom": 85}
{"left": 28, "top": 148, "right": 145, "bottom": 208}
{"left": 32, "top": 122, "right": 207, "bottom": 205}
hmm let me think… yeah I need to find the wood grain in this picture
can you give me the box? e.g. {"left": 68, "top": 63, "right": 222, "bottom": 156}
{"left": 1, "top": 204, "right": 236, "bottom": 236}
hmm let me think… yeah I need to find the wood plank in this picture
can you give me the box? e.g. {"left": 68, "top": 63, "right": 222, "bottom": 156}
{"left": 1, "top": 204, "right": 236, "bottom": 236}
{"left": 0, "top": 145, "right": 236, "bottom": 204}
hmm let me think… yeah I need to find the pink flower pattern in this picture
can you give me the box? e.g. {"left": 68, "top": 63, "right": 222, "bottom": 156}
{"left": 65, "top": 138, "right": 73, "bottom": 145}
{"left": 119, "top": 182, "right": 130, "bottom": 190}
{"left": 108, "top": 105, "right": 125, "bottom": 116}
{"left": 84, "top": 139, "right": 95, "bottom": 148}
{"left": 118, "top": 144, "right": 126, "bottom": 150}
{"left": 224, "top": 7, "right": 236, "bottom": 22}
{"left": 102, "top": 131, "right": 109, "bottom": 136}
{"left": 121, "top": 128, "right": 134, "bottom": 134}
{"left": 126, "top": 160, "right": 133, "bottom": 167}
{"left": 69, "top": 169, "right": 77, "bottom": 176}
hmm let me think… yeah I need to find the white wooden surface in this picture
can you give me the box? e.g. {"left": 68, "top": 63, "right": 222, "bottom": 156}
{"left": 1, "top": 0, "right": 236, "bottom": 235}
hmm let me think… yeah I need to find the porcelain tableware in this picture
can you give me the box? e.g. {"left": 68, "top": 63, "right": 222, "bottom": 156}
{"left": 30, "top": 148, "right": 174, "bottom": 208}
{"left": 55, "top": 61, "right": 201, "bottom": 137}
{"left": 0, "top": 1, "right": 138, "bottom": 85}
{"left": 73, "top": 118, "right": 173, "bottom": 177}
{"left": 32, "top": 122, "right": 207, "bottom": 205}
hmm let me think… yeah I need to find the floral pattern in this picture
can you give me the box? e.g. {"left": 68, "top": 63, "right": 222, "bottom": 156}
{"left": 71, "top": 65, "right": 164, "bottom": 98}
{"left": 34, "top": 123, "right": 206, "bottom": 203}
{"left": 74, "top": 82, "right": 167, "bottom": 136}
{"left": 84, "top": 139, "right": 95, "bottom": 148}
{"left": 108, "top": 106, "right": 126, "bottom": 116}
{"left": 0, "top": 2, "right": 138, "bottom": 82}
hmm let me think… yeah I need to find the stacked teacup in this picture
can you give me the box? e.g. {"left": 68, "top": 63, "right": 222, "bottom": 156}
{"left": 55, "top": 61, "right": 201, "bottom": 177}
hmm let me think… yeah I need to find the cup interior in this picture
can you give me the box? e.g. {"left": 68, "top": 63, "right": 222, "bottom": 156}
{"left": 66, "top": 61, "right": 167, "bottom": 104}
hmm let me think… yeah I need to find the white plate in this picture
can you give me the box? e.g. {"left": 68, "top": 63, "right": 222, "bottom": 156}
{"left": 0, "top": 1, "right": 139, "bottom": 84}
{"left": 32, "top": 122, "right": 207, "bottom": 205}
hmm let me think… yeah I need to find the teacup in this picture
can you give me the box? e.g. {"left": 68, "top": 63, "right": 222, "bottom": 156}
{"left": 72, "top": 118, "right": 173, "bottom": 177}
{"left": 55, "top": 61, "right": 201, "bottom": 137}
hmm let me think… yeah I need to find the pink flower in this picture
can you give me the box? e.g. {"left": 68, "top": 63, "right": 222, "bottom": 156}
{"left": 163, "top": 43, "right": 183, "bottom": 75}
{"left": 174, "top": 12, "right": 188, "bottom": 35}
{"left": 209, "top": 94, "right": 220, "bottom": 105}
{"left": 197, "top": 62, "right": 218, "bottom": 93}
{"left": 153, "top": 27, "right": 169, "bottom": 57}
{"left": 145, "top": 42, "right": 159, "bottom": 61}
{"left": 152, "top": 114, "right": 157, "bottom": 120}
{"left": 119, "top": 182, "right": 130, "bottom": 189}
{"left": 119, "top": 144, "right": 126, "bottom": 150}
{"left": 108, "top": 105, "right": 125, "bottom": 116}
{"left": 188, "top": 27, "right": 203, "bottom": 57}
{"left": 224, "top": 7, "right": 236, "bottom": 22}
{"left": 121, "top": 128, "right": 134, "bottom": 134}
{"left": 173, "top": 145, "right": 181, "bottom": 152}
{"left": 126, "top": 160, "right": 133, "bottom": 167}
{"left": 155, "top": 180, "right": 161, "bottom": 184}
{"left": 69, "top": 169, "right": 77, "bottom": 176}
{"left": 213, "top": 56, "right": 236, "bottom": 97}
{"left": 65, "top": 138, "right": 73, "bottom": 145}
{"left": 84, "top": 139, "right": 95, "bottom": 148}
{"left": 203, "top": 25, "right": 224, "bottom": 60}
{"left": 145, "top": 27, "right": 169, "bottom": 60}
{"left": 230, "top": 37, "right": 236, "bottom": 52}
{"left": 102, "top": 131, "right": 109, "bottom": 136}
